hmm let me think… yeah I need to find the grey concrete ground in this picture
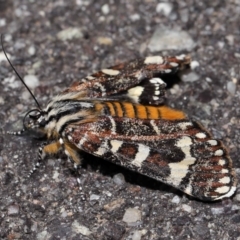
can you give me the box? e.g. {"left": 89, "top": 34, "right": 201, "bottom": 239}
{"left": 0, "top": 1, "right": 240, "bottom": 239}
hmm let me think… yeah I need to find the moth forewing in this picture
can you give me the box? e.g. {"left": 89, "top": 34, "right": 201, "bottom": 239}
{"left": 63, "top": 114, "right": 237, "bottom": 201}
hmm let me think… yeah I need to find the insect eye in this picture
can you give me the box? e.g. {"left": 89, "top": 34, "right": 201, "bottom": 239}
{"left": 26, "top": 109, "right": 43, "bottom": 120}
{"left": 29, "top": 112, "right": 41, "bottom": 120}
{"left": 27, "top": 110, "right": 47, "bottom": 127}
{"left": 23, "top": 109, "right": 43, "bottom": 127}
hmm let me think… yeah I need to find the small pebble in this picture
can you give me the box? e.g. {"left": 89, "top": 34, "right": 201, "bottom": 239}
{"left": 131, "top": 230, "right": 142, "bottom": 240}
{"left": 171, "top": 195, "right": 181, "bottom": 204}
{"left": 52, "top": 171, "right": 59, "bottom": 180}
{"left": 101, "top": 4, "right": 110, "bottom": 15}
{"left": 148, "top": 27, "right": 196, "bottom": 52}
{"left": 123, "top": 208, "right": 142, "bottom": 225}
{"left": 0, "top": 51, "right": 11, "bottom": 62}
{"left": 57, "top": 27, "right": 83, "bottom": 41}
{"left": 8, "top": 204, "right": 19, "bottom": 216}
{"left": 113, "top": 173, "right": 126, "bottom": 185}
{"left": 190, "top": 60, "right": 200, "bottom": 70}
{"left": 37, "top": 231, "right": 48, "bottom": 240}
{"left": 104, "top": 198, "right": 125, "bottom": 212}
{"left": 228, "top": 36, "right": 236, "bottom": 48}
{"left": 90, "top": 194, "right": 100, "bottom": 201}
{"left": 235, "top": 194, "right": 240, "bottom": 202}
{"left": 181, "top": 72, "right": 200, "bottom": 82}
{"left": 0, "top": 96, "right": 5, "bottom": 105}
{"left": 227, "top": 81, "right": 236, "bottom": 95}
{"left": 72, "top": 220, "right": 92, "bottom": 236}
{"left": 23, "top": 75, "right": 39, "bottom": 89}
{"left": 156, "top": 3, "right": 173, "bottom": 16}
{"left": 205, "top": 77, "right": 212, "bottom": 83}
{"left": 0, "top": 18, "right": 6, "bottom": 27}
{"left": 211, "top": 206, "right": 224, "bottom": 215}
{"left": 194, "top": 223, "right": 209, "bottom": 236}
{"left": 130, "top": 13, "right": 140, "bottom": 21}
{"left": 28, "top": 45, "right": 36, "bottom": 56}
{"left": 97, "top": 37, "right": 113, "bottom": 45}
{"left": 182, "top": 204, "right": 192, "bottom": 213}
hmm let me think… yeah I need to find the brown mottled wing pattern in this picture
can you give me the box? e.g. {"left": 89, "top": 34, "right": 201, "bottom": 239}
{"left": 61, "top": 55, "right": 191, "bottom": 105}
{"left": 64, "top": 116, "right": 236, "bottom": 201}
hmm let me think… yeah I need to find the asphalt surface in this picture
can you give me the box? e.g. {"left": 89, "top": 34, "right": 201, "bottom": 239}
{"left": 0, "top": 1, "right": 240, "bottom": 239}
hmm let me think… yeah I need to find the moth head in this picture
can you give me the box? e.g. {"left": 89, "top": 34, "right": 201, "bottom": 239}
{"left": 23, "top": 109, "right": 47, "bottom": 139}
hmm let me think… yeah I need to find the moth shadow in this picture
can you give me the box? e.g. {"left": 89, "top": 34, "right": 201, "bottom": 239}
{"left": 79, "top": 152, "right": 184, "bottom": 198}
{"left": 160, "top": 72, "right": 182, "bottom": 89}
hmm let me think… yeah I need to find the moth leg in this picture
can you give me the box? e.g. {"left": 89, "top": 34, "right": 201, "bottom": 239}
{"left": 40, "top": 141, "right": 62, "bottom": 158}
{"left": 28, "top": 138, "right": 82, "bottom": 177}
{"left": 7, "top": 129, "right": 25, "bottom": 136}
{"left": 64, "top": 141, "right": 82, "bottom": 169}
{"left": 28, "top": 140, "right": 62, "bottom": 177}
{"left": 63, "top": 141, "right": 85, "bottom": 197}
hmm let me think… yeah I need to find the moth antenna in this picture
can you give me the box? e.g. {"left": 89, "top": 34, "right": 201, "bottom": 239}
{"left": 1, "top": 34, "right": 42, "bottom": 110}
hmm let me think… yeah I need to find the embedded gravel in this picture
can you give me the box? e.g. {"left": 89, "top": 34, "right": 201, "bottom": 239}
{"left": 0, "top": 1, "right": 240, "bottom": 239}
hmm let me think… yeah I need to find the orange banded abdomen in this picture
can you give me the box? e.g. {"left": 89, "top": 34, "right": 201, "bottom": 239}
{"left": 97, "top": 101, "right": 186, "bottom": 120}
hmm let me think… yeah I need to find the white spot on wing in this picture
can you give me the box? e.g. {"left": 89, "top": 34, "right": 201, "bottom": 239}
{"left": 176, "top": 54, "right": 186, "bottom": 60}
{"left": 150, "top": 78, "right": 165, "bottom": 85}
{"left": 144, "top": 56, "right": 164, "bottom": 64}
{"left": 184, "top": 185, "right": 193, "bottom": 195}
{"left": 219, "top": 176, "right": 230, "bottom": 184}
{"left": 215, "top": 149, "right": 224, "bottom": 156}
{"left": 219, "top": 159, "right": 226, "bottom": 166}
{"left": 102, "top": 68, "right": 120, "bottom": 75}
{"left": 131, "top": 144, "right": 150, "bottom": 167}
{"left": 164, "top": 69, "right": 171, "bottom": 73}
{"left": 207, "top": 140, "right": 218, "bottom": 146}
{"left": 214, "top": 186, "right": 236, "bottom": 199}
{"left": 150, "top": 120, "right": 160, "bottom": 135}
{"left": 221, "top": 169, "right": 229, "bottom": 173}
{"left": 167, "top": 157, "right": 196, "bottom": 186}
{"left": 95, "top": 82, "right": 106, "bottom": 95}
{"left": 95, "top": 140, "right": 108, "bottom": 156}
{"left": 169, "top": 62, "right": 178, "bottom": 67}
{"left": 109, "top": 116, "right": 116, "bottom": 134}
{"left": 176, "top": 136, "right": 192, "bottom": 148}
{"left": 215, "top": 186, "right": 230, "bottom": 194}
{"left": 86, "top": 75, "right": 95, "bottom": 80}
{"left": 79, "top": 134, "right": 88, "bottom": 147}
{"left": 110, "top": 140, "right": 123, "bottom": 153}
{"left": 167, "top": 137, "right": 196, "bottom": 186}
{"left": 177, "top": 122, "right": 192, "bottom": 130}
{"left": 128, "top": 86, "right": 144, "bottom": 103}
{"left": 195, "top": 132, "right": 207, "bottom": 139}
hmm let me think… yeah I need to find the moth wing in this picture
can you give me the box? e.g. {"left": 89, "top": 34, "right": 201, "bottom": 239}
{"left": 64, "top": 116, "right": 236, "bottom": 201}
{"left": 60, "top": 55, "right": 190, "bottom": 105}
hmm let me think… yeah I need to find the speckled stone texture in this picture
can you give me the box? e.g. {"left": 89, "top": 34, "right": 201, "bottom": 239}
{"left": 0, "top": 1, "right": 239, "bottom": 239}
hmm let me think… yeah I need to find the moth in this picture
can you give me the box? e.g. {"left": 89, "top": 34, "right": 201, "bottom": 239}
{"left": 2, "top": 41, "right": 236, "bottom": 201}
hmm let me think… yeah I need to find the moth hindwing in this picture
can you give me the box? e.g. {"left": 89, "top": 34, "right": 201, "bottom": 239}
{"left": 7, "top": 54, "right": 236, "bottom": 201}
